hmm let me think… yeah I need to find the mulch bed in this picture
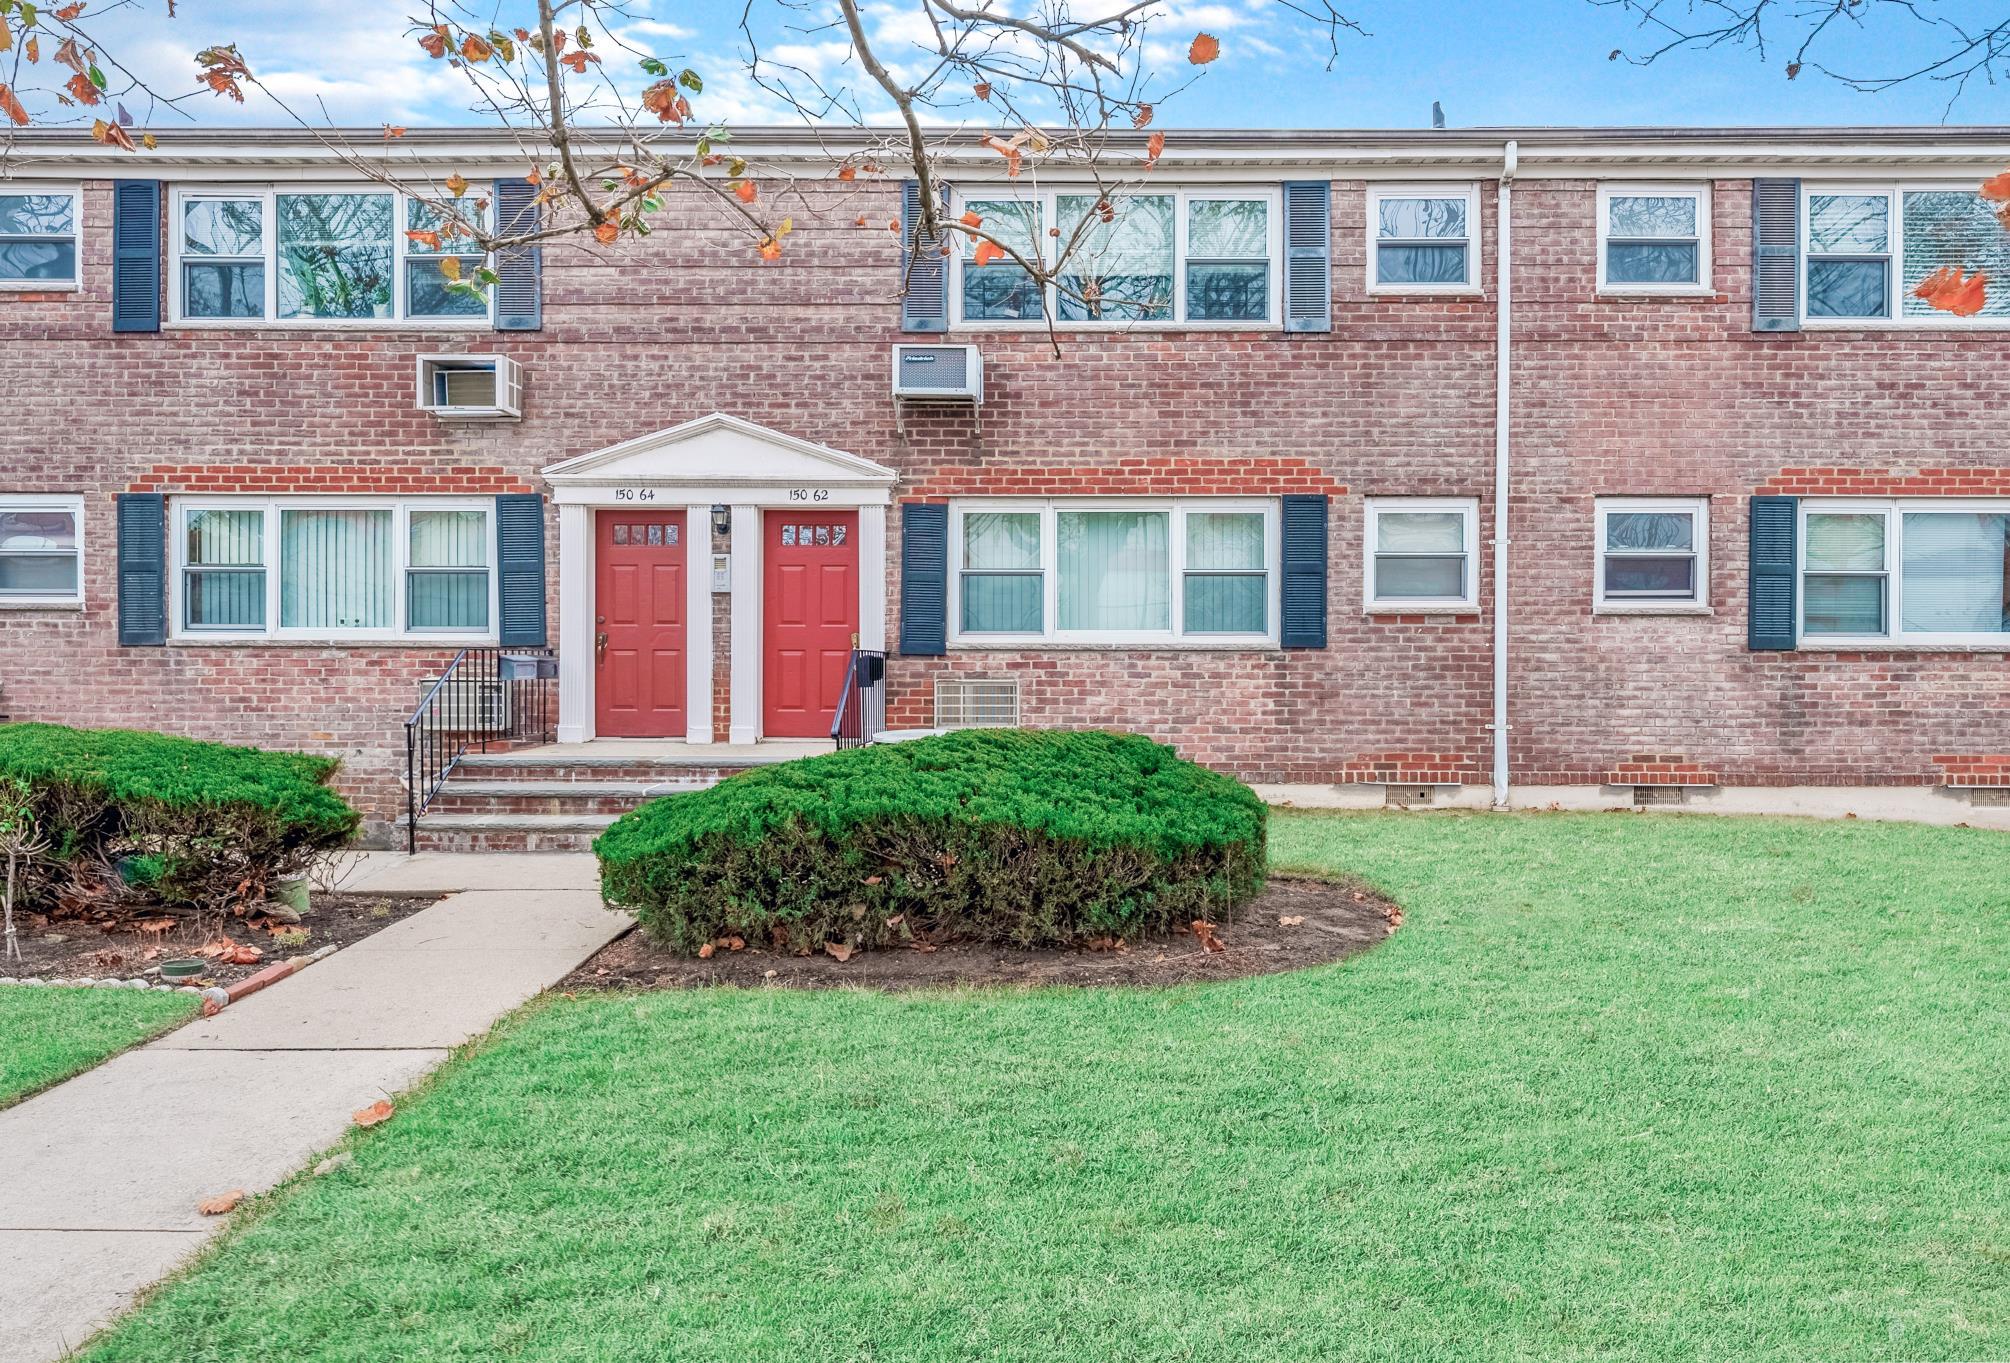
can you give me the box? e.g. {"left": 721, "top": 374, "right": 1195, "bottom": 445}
{"left": 3, "top": 893, "right": 441, "bottom": 989}
{"left": 566, "top": 876, "right": 1401, "bottom": 992}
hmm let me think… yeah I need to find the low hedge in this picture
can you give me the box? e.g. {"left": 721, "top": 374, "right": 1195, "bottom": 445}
{"left": 0, "top": 723, "right": 360, "bottom": 911}
{"left": 595, "top": 728, "right": 1267, "bottom": 955}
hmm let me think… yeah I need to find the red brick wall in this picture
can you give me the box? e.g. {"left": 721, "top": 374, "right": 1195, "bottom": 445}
{"left": 4, "top": 173, "right": 2006, "bottom": 819}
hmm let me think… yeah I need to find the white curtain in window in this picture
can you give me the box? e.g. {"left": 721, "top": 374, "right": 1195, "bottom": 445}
{"left": 281, "top": 509, "right": 392, "bottom": 629}
{"left": 1901, "top": 512, "right": 2008, "bottom": 633}
{"left": 960, "top": 511, "right": 1042, "bottom": 634}
{"left": 1183, "top": 511, "right": 1266, "bottom": 633}
{"left": 1058, "top": 510, "right": 1169, "bottom": 631}
{"left": 184, "top": 508, "right": 266, "bottom": 628}
{"left": 1805, "top": 513, "right": 1885, "bottom": 570}
{"left": 1374, "top": 511, "right": 1466, "bottom": 598}
{"left": 408, "top": 509, "right": 489, "bottom": 630}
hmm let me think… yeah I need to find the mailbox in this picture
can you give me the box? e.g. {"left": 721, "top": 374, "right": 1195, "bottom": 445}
{"left": 498, "top": 653, "right": 559, "bottom": 681}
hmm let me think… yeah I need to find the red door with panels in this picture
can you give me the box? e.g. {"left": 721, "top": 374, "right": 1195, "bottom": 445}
{"left": 764, "top": 510, "right": 859, "bottom": 739}
{"left": 594, "top": 510, "right": 686, "bottom": 738}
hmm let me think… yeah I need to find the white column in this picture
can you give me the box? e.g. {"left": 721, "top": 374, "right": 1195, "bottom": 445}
{"left": 555, "top": 501, "right": 594, "bottom": 744}
{"left": 858, "top": 503, "right": 887, "bottom": 652}
{"left": 684, "top": 504, "right": 714, "bottom": 744}
{"left": 728, "top": 504, "right": 762, "bottom": 745}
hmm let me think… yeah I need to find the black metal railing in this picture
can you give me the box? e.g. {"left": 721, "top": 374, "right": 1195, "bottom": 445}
{"left": 404, "top": 646, "right": 556, "bottom": 852}
{"left": 831, "top": 647, "right": 887, "bottom": 749}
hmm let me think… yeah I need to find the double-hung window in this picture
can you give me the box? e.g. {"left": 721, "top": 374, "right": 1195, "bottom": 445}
{"left": 1367, "top": 185, "right": 1476, "bottom": 292}
{"left": 1597, "top": 185, "right": 1709, "bottom": 293}
{"left": 1804, "top": 183, "right": 2010, "bottom": 324}
{"left": 1801, "top": 500, "right": 2010, "bottom": 646}
{"left": 1365, "top": 498, "right": 1479, "bottom": 611}
{"left": 950, "top": 500, "right": 1277, "bottom": 644}
{"left": 171, "top": 187, "right": 493, "bottom": 325}
{"left": 0, "top": 188, "right": 79, "bottom": 287}
{"left": 0, "top": 495, "right": 84, "bottom": 605}
{"left": 953, "top": 188, "right": 1281, "bottom": 327}
{"left": 1595, "top": 498, "right": 1709, "bottom": 610}
{"left": 174, "top": 498, "right": 496, "bottom": 640}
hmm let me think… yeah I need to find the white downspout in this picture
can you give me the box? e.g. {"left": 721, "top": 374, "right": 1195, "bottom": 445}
{"left": 1491, "top": 141, "right": 1517, "bottom": 811}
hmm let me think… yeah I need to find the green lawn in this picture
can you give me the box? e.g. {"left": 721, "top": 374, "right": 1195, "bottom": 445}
{"left": 86, "top": 812, "right": 2010, "bottom": 1362}
{"left": 0, "top": 985, "right": 198, "bottom": 1108}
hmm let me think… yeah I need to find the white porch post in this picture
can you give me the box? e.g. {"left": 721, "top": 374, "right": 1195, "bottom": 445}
{"left": 555, "top": 501, "right": 594, "bottom": 744}
{"left": 728, "top": 504, "right": 762, "bottom": 745}
{"left": 859, "top": 504, "right": 887, "bottom": 652}
{"left": 684, "top": 503, "right": 714, "bottom": 743}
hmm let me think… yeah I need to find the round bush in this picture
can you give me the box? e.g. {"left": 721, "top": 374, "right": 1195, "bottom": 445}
{"left": 595, "top": 729, "right": 1267, "bottom": 955}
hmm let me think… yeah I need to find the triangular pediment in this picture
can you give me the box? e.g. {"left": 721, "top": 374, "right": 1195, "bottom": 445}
{"left": 541, "top": 413, "right": 896, "bottom": 487}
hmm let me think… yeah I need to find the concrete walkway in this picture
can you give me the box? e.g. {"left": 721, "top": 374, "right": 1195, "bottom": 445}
{"left": 0, "top": 854, "right": 620, "bottom": 1363}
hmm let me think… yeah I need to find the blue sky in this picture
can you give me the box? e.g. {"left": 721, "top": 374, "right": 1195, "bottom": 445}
{"left": 101, "top": 0, "right": 2009, "bottom": 133}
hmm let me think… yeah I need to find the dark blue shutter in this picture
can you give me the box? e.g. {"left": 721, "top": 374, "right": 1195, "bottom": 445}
{"left": 1752, "top": 178, "right": 1800, "bottom": 333}
{"left": 1283, "top": 181, "right": 1331, "bottom": 333}
{"left": 116, "top": 493, "right": 166, "bottom": 645}
{"left": 495, "top": 494, "right": 547, "bottom": 646}
{"left": 1279, "top": 494, "right": 1329, "bottom": 649}
{"left": 899, "top": 502, "right": 948, "bottom": 656}
{"left": 1748, "top": 496, "right": 1798, "bottom": 650}
{"left": 900, "top": 180, "right": 948, "bottom": 333}
{"left": 111, "top": 180, "right": 161, "bottom": 333}
{"left": 493, "top": 178, "right": 542, "bottom": 331}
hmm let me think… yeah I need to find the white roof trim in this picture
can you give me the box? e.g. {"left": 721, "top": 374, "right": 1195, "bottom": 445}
{"left": 541, "top": 411, "right": 897, "bottom": 487}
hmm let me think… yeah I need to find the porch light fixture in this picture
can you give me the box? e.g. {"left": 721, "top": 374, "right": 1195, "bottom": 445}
{"left": 711, "top": 504, "right": 731, "bottom": 538}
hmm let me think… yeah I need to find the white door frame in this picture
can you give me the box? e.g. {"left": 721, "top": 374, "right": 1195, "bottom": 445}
{"left": 542, "top": 413, "right": 896, "bottom": 746}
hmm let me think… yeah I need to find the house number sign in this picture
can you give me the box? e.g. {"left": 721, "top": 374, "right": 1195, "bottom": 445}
{"left": 788, "top": 488, "right": 831, "bottom": 502}
{"left": 612, "top": 488, "right": 657, "bottom": 502}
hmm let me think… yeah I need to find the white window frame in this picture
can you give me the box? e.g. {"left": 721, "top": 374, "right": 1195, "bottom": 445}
{"left": 1596, "top": 183, "right": 1712, "bottom": 296}
{"left": 1365, "top": 183, "right": 1480, "bottom": 296}
{"left": 0, "top": 493, "right": 85, "bottom": 607}
{"left": 168, "top": 184, "right": 494, "bottom": 328}
{"left": 1801, "top": 181, "right": 2010, "bottom": 330}
{"left": 1363, "top": 497, "right": 1480, "bottom": 613}
{"left": 1593, "top": 497, "right": 1710, "bottom": 613}
{"left": 0, "top": 184, "right": 81, "bottom": 292}
{"left": 946, "top": 498, "right": 1280, "bottom": 647}
{"left": 948, "top": 186, "right": 1284, "bottom": 331}
{"left": 1798, "top": 497, "right": 2010, "bottom": 649}
{"left": 168, "top": 496, "right": 499, "bottom": 643}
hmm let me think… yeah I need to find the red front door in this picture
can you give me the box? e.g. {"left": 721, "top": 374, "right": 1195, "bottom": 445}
{"left": 764, "top": 510, "right": 859, "bottom": 739}
{"left": 595, "top": 511, "right": 686, "bottom": 738}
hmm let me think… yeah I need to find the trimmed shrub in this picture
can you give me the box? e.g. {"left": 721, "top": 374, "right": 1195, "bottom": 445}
{"left": 596, "top": 729, "right": 1267, "bottom": 954}
{"left": 0, "top": 723, "right": 360, "bottom": 912}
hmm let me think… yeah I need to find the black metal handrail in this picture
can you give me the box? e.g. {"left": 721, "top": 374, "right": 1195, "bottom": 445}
{"left": 831, "top": 647, "right": 887, "bottom": 749}
{"left": 404, "top": 645, "right": 556, "bottom": 852}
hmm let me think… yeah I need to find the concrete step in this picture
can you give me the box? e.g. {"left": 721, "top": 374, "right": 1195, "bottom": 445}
{"left": 452, "top": 756, "right": 768, "bottom": 785}
{"left": 407, "top": 812, "right": 617, "bottom": 854}
{"left": 427, "top": 780, "right": 706, "bottom": 816}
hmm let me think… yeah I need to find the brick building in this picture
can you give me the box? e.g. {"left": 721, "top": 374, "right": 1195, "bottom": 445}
{"left": 3, "top": 125, "right": 2007, "bottom": 844}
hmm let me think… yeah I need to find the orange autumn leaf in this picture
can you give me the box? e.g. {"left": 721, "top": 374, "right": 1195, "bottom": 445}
{"left": 0, "top": 26, "right": 10, "bottom": 54}
{"left": 972, "top": 240, "right": 1004, "bottom": 267}
{"left": 559, "top": 49, "right": 597, "bottom": 73}
{"left": 855, "top": 215, "right": 868, "bottom": 227}
{"left": 959, "top": 209, "right": 982, "bottom": 228}
{"left": 837, "top": 165, "right": 856, "bottom": 182}
{"left": 65, "top": 72, "right": 100, "bottom": 106}
{"left": 444, "top": 171, "right": 468, "bottom": 197}
{"left": 973, "top": 81, "right": 992, "bottom": 100}
{"left": 1133, "top": 104, "right": 1154, "bottom": 129}
{"left": 418, "top": 28, "right": 448, "bottom": 58}
{"left": 91, "top": 117, "right": 135, "bottom": 151}
{"left": 382, "top": 123, "right": 406, "bottom": 139}
{"left": 23, "top": 36, "right": 37, "bottom": 64}
{"left": 196, "top": 1188, "right": 245, "bottom": 1216}
{"left": 593, "top": 219, "right": 620, "bottom": 245}
{"left": 525, "top": 165, "right": 542, "bottom": 186}
{"left": 404, "top": 229, "right": 441, "bottom": 249}
{"left": 1144, "top": 130, "right": 1165, "bottom": 166}
{"left": 460, "top": 32, "right": 493, "bottom": 62}
{"left": 697, "top": 942, "right": 716, "bottom": 958}
{"left": 1911, "top": 264, "right": 1988, "bottom": 317}
{"left": 53, "top": 1, "right": 86, "bottom": 17}
{"left": 1188, "top": 32, "right": 1220, "bottom": 64}
{"left": 0, "top": 86, "right": 29, "bottom": 127}
{"left": 1980, "top": 170, "right": 2010, "bottom": 203}
{"left": 887, "top": 219, "right": 900, "bottom": 233}
{"left": 437, "top": 255, "right": 462, "bottom": 281}
{"left": 352, "top": 1100, "right": 395, "bottom": 1128}
{"left": 732, "top": 180, "right": 757, "bottom": 203}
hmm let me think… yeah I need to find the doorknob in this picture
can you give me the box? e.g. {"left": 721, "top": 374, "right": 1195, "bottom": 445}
{"left": 595, "top": 632, "right": 609, "bottom": 664}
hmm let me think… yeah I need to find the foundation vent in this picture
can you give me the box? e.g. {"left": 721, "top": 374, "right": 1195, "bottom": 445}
{"left": 1632, "top": 784, "right": 1691, "bottom": 806}
{"left": 1384, "top": 785, "right": 1441, "bottom": 808}
{"left": 1963, "top": 787, "right": 2010, "bottom": 808}
{"left": 934, "top": 676, "right": 1019, "bottom": 729}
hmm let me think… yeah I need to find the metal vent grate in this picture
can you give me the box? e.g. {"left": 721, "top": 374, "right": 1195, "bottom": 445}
{"left": 934, "top": 676, "right": 1019, "bottom": 729}
{"left": 415, "top": 678, "right": 511, "bottom": 732}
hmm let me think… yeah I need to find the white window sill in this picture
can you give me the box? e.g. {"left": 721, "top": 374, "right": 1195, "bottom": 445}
{"left": 0, "top": 598, "right": 84, "bottom": 610}
{"left": 0, "top": 280, "right": 79, "bottom": 293}
{"left": 1795, "top": 639, "right": 2010, "bottom": 654}
{"left": 1801, "top": 318, "right": 2010, "bottom": 333}
{"left": 1366, "top": 286, "right": 1483, "bottom": 299}
{"left": 165, "top": 318, "right": 492, "bottom": 332}
{"left": 168, "top": 635, "right": 500, "bottom": 648}
{"left": 948, "top": 639, "right": 1280, "bottom": 653}
{"left": 1364, "top": 605, "right": 1479, "bottom": 617}
{"left": 1595, "top": 288, "right": 1714, "bottom": 301}
{"left": 948, "top": 320, "right": 1280, "bottom": 334}
{"left": 1594, "top": 603, "right": 1714, "bottom": 616}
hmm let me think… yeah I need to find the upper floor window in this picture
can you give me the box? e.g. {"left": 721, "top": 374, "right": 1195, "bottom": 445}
{"left": 1801, "top": 499, "right": 2010, "bottom": 645}
{"left": 171, "top": 188, "right": 492, "bottom": 325}
{"left": 0, "top": 495, "right": 83, "bottom": 605}
{"left": 1804, "top": 183, "right": 2010, "bottom": 324}
{"left": 952, "top": 188, "right": 1281, "bottom": 328}
{"left": 1367, "top": 185, "right": 1476, "bottom": 293}
{"left": 1364, "top": 497, "right": 1479, "bottom": 611}
{"left": 1595, "top": 498, "right": 1708, "bottom": 610}
{"left": 0, "top": 188, "right": 79, "bottom": 288}
{"left": 173, "top": 497, "right": 495, "bottom": 640}
{"left": 1597, "top": 185, "right": 1710, "bottom": 293}
{"left": 949, "top": 499, "right": 1278, "bottom": 644}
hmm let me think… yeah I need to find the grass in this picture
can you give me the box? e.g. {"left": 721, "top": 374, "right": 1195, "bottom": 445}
{"left": 84, "top": 811, "right": 2010, "bottom": 1362}
{"left": 0, "top": 985, "right": 198, "bottom": 1108}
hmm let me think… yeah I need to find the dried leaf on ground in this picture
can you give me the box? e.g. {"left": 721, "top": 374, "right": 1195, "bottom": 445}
{"left": 197, "top": 1189, "right": 245, "bottom": 1216}
{"left": 351, "top": 1100, "right": 394, "bottom": 1128}
{"left": 823, "top": 940, "right": 854, "bottom": 963}
{"left": 1278, "top": 916, "right": 1305, "bottom": 927}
